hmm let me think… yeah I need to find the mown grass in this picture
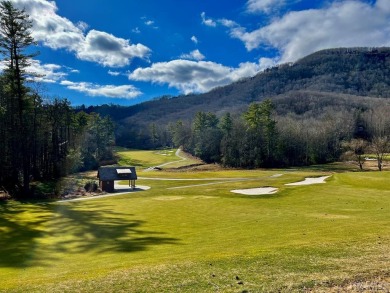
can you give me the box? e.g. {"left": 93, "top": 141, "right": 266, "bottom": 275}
{"left": 116, "top": 147, "right": 202, "bottom": 170}
{"left": 0, "top": 151, "right": 389, "bottom": 292}
{"left": 116, "top": 148, "right": 179, "bottom": 167}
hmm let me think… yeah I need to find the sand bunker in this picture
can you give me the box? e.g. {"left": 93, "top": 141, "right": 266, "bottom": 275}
{"left": 231, "top": 187, "right": 278, "bottom": 195}
{"left": 285, "top": 175, "right": 330, "bottom": 186}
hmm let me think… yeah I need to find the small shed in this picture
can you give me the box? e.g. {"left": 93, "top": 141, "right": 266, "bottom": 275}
{"left": 97, "top": 167, "right": 137, "bottom": 193}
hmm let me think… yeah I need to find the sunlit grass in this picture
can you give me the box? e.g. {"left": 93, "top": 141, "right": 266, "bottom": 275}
{"left": 0, "top": 151, "right": 389, "bottom": 292}
{"left": 116, "top": 147, "right": 203, "bottom": 173}
{"left": 116, "top": 148, "right": 179, "bottom": 167}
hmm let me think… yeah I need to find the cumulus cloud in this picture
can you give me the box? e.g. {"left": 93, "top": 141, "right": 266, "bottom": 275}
{"left": 23, "top": 61, "right": 139, "bottom": 98}
{"left": 201, "top": 12, "right": 217, "bottom": 27}
{"left": 377, "top": 0, "right": 390, "bottom": 13}
{"left": 0, "top": 59, "right": 60, "bottom": 83}
{"left": 76, "top": 21, "right": 89, "bottom": 32}
{"left": 60, "top": 80, "right": 142, "bottom": 99}
{"left": 27, "top": 60, "right": 69, "bottom": 83}
{"left": 180, "top": 49, "right": 205, "bottom": 61}
{"left": 232, "top": 0, "right": 390, "bottom": 62}
{"left": 246, "top": 0, "right": 287, "bottom": 14}
{"left": 10, "top": 0, "right": 151, "bottom": 67}
{"left": 129, "top": 59, "right": 269, "bottom": 94}
{"left": 76, "top": 30, "right": 151, "bottom": 67}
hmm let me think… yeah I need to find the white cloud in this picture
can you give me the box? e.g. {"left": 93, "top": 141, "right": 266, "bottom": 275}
{"left": 10, "top": 0, "right": 151, "bottom": 67}
{"left": 230, "top": 0, "right": 390, "bottom": 63}
{"left": 259, "top": 57, "right": 278, "bottom": 69}
{"left": 191, "top": 36, "right": 198, "bottom": 44}
{"left": 377, "top": 0, "right": 390, "bottom": 13}
{"left": 18, "top": 60, "right": 82, "bottom": 84}
{"left": 180, "top": 49, "right": 205, "bottom": 61}
{"left": 108, "top": 70, "right": 121, "bottom": 76}
{"left": 143, "top": 18, "right": 158, "bottom": 29}
{"left": 246, "top": 0, "right": 286, "bottom": 14}
{"left": 219, "top": 18, "right": 239, "bottom": 28}
{"left": 28, "top": 61, "right": 66, "bottom": 83}
{"left": 201, "top": 12, "right": 217, "bottom": 27}
{"left": 129, "top": 59, "right": 269, "bottom": 94}
{"left": 76, "top": 21, "right": 89, "bottom": 32}
{"left": 132, "top": 27, "right": 141, "bottom": 34}
{"left": 60, "top": 80, "right": 142, "bottom": 99}
{"left": 10, "top": 0, "right": 84, "bottom": 51}
{"left": 201, "top": 13, "right": 238, "bottom": 29}
{"left": 76, "top": 30, "right": 151, "bottom": 67}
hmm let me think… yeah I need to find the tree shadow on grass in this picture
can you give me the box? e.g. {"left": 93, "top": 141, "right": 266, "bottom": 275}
{"left": 0, "top": 201, "right": 180, "bottom": 268}
{"left": 48, "top": 203, "right": 179, "bottom": 254}
{"left": 0, "top": 202, "right": 57, "bottom": 268}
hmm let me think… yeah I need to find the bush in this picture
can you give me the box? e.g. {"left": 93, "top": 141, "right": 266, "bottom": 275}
{"left": 84, "top": 181, "right": 98, "bottom": 192}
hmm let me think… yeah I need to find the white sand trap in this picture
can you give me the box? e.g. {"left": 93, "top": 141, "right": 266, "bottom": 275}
{"left": 285, "top": 175, "right": 330, "bottom": 186}
{"left": 231, "top": 187, "right": 278, "bottom": 195}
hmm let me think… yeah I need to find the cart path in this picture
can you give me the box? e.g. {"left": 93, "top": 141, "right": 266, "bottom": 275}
{"left": 144, "top": 148, "right": 187, "bottom": 171}
{"left": 56, "top": 174, "right": 332, "bottom": 203}
{"left": 57, "top": 183, "right": 150, "bottom": 203}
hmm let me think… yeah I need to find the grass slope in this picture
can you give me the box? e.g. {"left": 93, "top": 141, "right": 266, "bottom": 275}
{"left": 116, "top": 148, "right": 201, "bottom": 169}
{"left": 0, "top": 151, "right": 389, "bottom": 292}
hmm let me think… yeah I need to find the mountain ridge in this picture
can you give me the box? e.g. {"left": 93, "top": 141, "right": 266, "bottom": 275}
{"left": 84, "top": 47, "right": 390, "bottom": 126}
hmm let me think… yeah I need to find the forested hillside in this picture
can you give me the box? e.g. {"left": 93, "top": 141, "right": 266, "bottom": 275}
{"left": 86, "top": 47, "right": 390, "bottom": 127}
{"left": 84, "top": 47, "right": 390, "bottom": 152}
{"left": 85, "top": 47, "right": 390, "bottom": 170}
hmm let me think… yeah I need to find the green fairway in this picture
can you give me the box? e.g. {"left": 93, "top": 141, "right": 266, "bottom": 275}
{"left": 1, "top": 155, "right": 390, "bottom": 292}
{"left": 116, "top": 148, "right": 201, "bottom": 169}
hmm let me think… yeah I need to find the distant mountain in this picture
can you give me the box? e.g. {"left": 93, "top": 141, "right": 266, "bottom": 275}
{"left": 87, "top": 47, "right": 390, "bottom": 126}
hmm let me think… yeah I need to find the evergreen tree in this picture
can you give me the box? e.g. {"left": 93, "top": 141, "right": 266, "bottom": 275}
{"left": 0, "top": 1, "right": 37, "bottom": 195}
{"left": 243, "top": 99, "right": 277, "bottom": 166}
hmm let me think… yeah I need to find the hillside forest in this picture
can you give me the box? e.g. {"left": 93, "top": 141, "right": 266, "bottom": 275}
{"left": 83, "top": 47, "right": 390, "bottom": 170}
{"left": 115, "top": 94, "right": 389, "bottom": 170}
{"left": 1, "top": 1, "right": 390, "bottom": 199}
{"left": 84, "top": 49, "right": 390, "bottom": 170}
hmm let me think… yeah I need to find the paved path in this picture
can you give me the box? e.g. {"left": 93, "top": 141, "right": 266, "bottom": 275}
{"left": 56, "top": 172, "right": 332, "bottom": 203}
{"left": 145, "top": 148, "right": 187, "bottom": 171}
{"left": 57, "top": 183, "right": 150, "bottom": 203}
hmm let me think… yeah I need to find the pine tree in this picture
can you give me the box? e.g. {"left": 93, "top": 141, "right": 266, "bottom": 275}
{"left": 0, "top": 1, "right": 37, "bottom": 195}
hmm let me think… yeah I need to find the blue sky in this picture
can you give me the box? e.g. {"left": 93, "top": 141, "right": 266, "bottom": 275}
{"left": 7, "top": 0, "right": 390, "bottom": 105}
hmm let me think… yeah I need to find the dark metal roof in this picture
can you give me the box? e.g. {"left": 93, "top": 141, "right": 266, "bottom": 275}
{"left": 97, "top": 167, "right": 137, "bottom": 181}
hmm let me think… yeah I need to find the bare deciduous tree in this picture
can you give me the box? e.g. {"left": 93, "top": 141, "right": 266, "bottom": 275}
{"left": 342, "top": 139, "right": 368, "bottom": 170}
{"left": 370, "top": 136, "right": 389, "bottom": 171}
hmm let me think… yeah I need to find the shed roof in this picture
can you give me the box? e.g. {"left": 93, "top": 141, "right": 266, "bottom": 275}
{"left": 97, "top": 167, "right": 137, "bottom": 181}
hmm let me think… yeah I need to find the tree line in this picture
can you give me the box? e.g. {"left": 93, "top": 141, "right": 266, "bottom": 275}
{"left": 0, "top": 1, "right": 114, "bottom": 197}
{"left": 141, "top": 95, "right": 390, "bottom": 170}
